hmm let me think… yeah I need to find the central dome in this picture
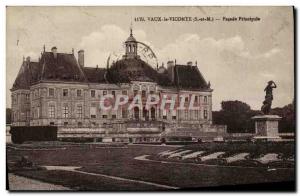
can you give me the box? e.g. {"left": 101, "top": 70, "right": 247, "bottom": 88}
{"left": 107, "top": 58, "right": 159, "bottom": 83}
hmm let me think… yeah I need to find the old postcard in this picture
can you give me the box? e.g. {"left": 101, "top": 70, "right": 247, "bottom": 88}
{"left": 6, "top": 6, "right": 295, "bottom": 191}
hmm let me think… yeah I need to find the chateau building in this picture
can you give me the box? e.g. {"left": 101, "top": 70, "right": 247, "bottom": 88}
{"left": 11, "top": 29, "right": 225, "bottom": 142}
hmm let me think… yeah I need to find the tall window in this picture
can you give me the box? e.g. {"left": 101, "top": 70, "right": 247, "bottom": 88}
{"left": 48, "top": 105, "right": 55, "bottom": 118}
{"left": 163, "top": 109, "right": 167, "bottom": 119}
{"left": 184, "top": 110, "right": 188, "bottom": 120}
{"left": 171, "top": 110, "right": 176, "bottom": 120}
{"left": 122, "top": 108, "right": 128, "bottom": 118}
{"left": 12, "top": 95, "right": 17, "bottom": 104}
{"left": 26, "top": 111, "right": 30, "bottom": 120}
{"left": 204, "top": 96, "right": 208, "bottom": 104}
{"left": 37, "top": 107, "right": 40, "bottom": 118}
{"left": 35, "top": 89, "right": 38, "bottom": 98}
{"left": 63, "top": 106, "right": 69, "bottom": 118}
{"left": 195, "top": 110, "right": 199, "bottom": 120}
{"left": 142, "top": 90, "right": 146, "bottom": 98}
{"left": 195, "top": 96, "right": 198, "bottom": 103}
{"left": 103, "top": 90, "right": 107, "bottom": 96}
{"left": 122, "top": 90, "right": 127, "bottom": 95}
{"left": 63, "top": 89, "right": 68, "bottom": 97}
{"left": 13, "top": 111, "right": 17, "bottom": 121}
{"left": 77, "top": 105, "right": 83, "bottom": 118}
{"left": 25, "top": 94, "right": 30, "bottom": 100}
{"left": 133, "top": 90, "right": 138, "bottom": 96}
{"left": 204, "top": 110, "right": 208, "bottom": 119}
{"left": 90, "top": 105, "right": 96, "bottom": 118}
{"left": 49, "top": 88, "right": 54, "bottom": 97}
{"left": 185, "top": 96, "right": 189, "bottom": 103}
{"left": 151, "top": 107, "right": 156, "bottom": 120}
{"left": 91, "top": 90, "right": 96, "bottom": 98}
{"left": 111, "top": 91, "right": 116, "bottom": 97}
{"left": 77, "top": 89, "right": 82, "bottom": 97}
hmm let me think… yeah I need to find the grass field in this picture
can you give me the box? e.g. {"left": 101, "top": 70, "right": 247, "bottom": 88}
{"left": 7, "top": 142, "right": 295, "bottom": 191}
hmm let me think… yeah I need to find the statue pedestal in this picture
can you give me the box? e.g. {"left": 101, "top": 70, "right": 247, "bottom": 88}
{"left": 251, "top": 115, "right": 282, "bottom": 141}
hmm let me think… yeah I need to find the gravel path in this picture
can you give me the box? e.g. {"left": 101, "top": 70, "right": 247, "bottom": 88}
{"left": 8, "top": 173, "right": 71, "bottom": 191}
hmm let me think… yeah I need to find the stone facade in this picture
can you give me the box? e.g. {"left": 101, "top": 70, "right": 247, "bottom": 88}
{"left": 10, "top": 29, "right": 225, "bottom": 142}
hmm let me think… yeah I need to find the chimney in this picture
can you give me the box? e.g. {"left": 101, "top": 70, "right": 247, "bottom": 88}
{"left": 187, "top": 61, "right": 193, "bottom": 66}
{"left": 26, "top": 56, "right": 31, "bottom": 63}
{"left": 167, "top": 60, "right": 174, "bottom": 68}
{"left": 78, "top": 50, "right": 84, "bottom": 67}
{"left": 51, "top": 46, "right": 57, "bottom": 58}
{"left": 167, "top": 60, "right": 175, "bottom": 82}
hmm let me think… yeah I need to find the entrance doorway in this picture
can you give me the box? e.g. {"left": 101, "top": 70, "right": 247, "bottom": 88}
{"left": 134, "top": 107, "right": 139, "bottom": 120}
{"left": 151, "top": 107, "right": 156, "bottom": 120}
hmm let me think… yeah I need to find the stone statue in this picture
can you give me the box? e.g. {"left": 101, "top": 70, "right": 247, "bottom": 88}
{"left": 261, "top": 80, "right": 277, "bottom": 114}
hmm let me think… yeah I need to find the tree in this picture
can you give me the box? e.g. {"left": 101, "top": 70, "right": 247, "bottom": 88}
{"left": 272, "top": 102, "right": 295, "bottom": 133}
{"left": 213, "top": 100, "right": 295, "bottom": 133}
{"left": 213, "top": 100, "right": 259, "bottom": 133}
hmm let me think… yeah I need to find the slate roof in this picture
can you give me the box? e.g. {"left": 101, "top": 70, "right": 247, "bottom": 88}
{"left": 12, "top": 51, "right": 210, "bottom": 91}
{"left": 82, "top": 67, "right": 106, "bottom": 83}
{"left": 174, "top": 64, "right": 209, "bottom": 90}
{"left": 12, "top": 61, "right": 31, "bottom": 90}
{"left": 29, "top": 62, "right": 43, "bottom": 84}
{"left": 12, "top": 60, "right": 43, "bottom": 90}
{"left": 40, "top": 52, "right": 86, "bottom": 82}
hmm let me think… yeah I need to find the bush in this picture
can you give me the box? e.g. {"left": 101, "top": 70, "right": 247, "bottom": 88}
{"left": 10, "top": 126, "right": 57, "bottom": 144}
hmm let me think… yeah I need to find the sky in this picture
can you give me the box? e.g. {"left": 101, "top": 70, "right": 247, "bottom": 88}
{"left": 6, "top": 6, "right": 294, "bottom": 110}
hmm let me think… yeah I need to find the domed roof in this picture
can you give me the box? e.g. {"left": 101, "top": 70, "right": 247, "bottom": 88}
{"left": 126, "top": 35, "right": 137, "bottom": 42}
{"left": 107, "top": 58, "right": 158, "bottom": 83}
{"left": 125, "top": 28, "right": 137, "bottom": 42}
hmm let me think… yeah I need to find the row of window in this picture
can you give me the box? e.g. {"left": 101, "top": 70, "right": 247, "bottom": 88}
{"left": 12, "top": 93, "right": 30, "bottom": 104}
{"left": 48, "top": 105, "right": 125, "bottom": 119}
{"left": 48, "top": 88, "right": 123, "bottom": 98}
{"left": 179, "top": 95, "right": 209, "bottom": 104}
{"left": 47, "top": 88, "right": 210, "bottom": 101}
{"left": 11, "top": 111, "right": 30, "bottom": 121}
{"left": 53, "top": 89, "right": 155, "bottom": 98}
{"left": 24, "top": 88, "right": 210, "bottom": 104}
{"left": 29, "top": 105, "right": 208, "bottom": 120}
{"left": 160, "top": 110, "right": 208, "bottom": 120}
